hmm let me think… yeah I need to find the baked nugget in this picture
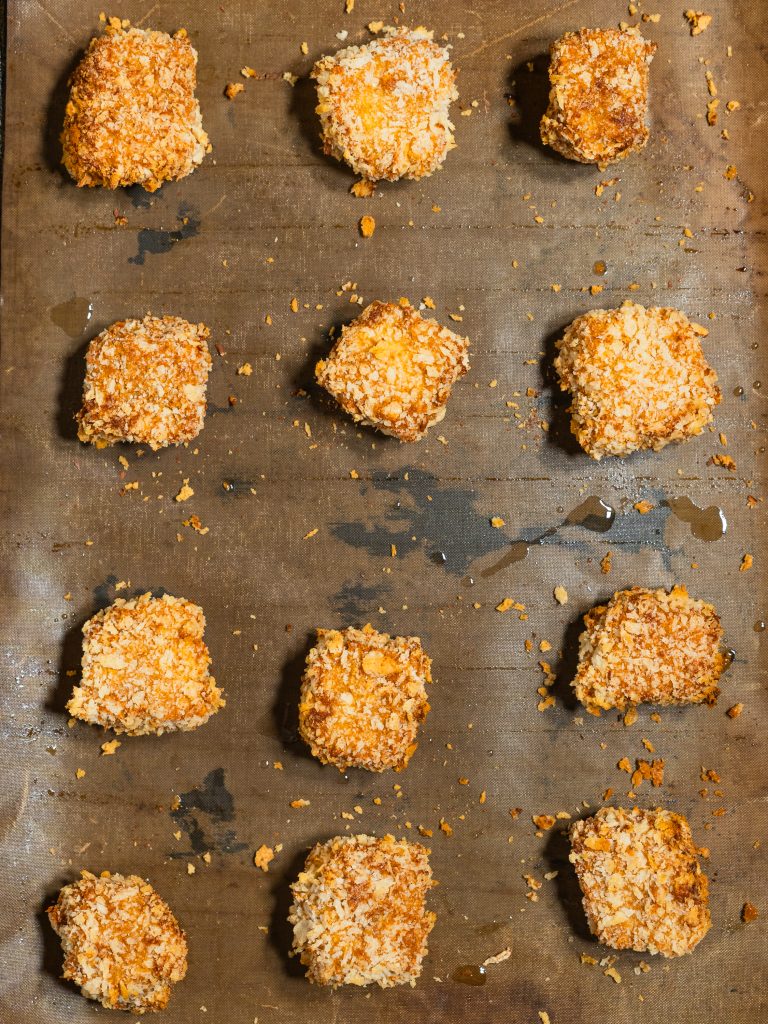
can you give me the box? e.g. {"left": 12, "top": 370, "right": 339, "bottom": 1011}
{"left": 299, "top": 624, "right": 431, "bottom": 772}
{"left": 77, "top": 315, "right": 212, "bottom": 449}
{"left": 554, "top": 302, "right": 720, "bottom": 459}
{"left": 48, "top": 870, "right": 188, "bottom": 1011}
{"left": 289, "top": 834, "right": 436, "bottom": 987}
{"left": 573, "top": 586, "right": 725, "bottom": 715}
{"left": 62, "top": 21, "right": 209, "bottom": 191}
{"left": 312, "top": 26, "right": 457, "bottom": 182}
{"left": 68, "top": 593, "right": 224, "bottom": 736}
{"left": 540, "top": 28, "right": 656, "bottom": 167}
{"left": 570, "top": 807, "right": 711, "bottom": 957}
{"left": 316, "top": 301, "right": 469, "bottom": 441}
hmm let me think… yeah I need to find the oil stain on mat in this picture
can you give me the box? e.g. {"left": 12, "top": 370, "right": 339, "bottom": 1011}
{"left": 129, "top": 202, "right": 200, "bottom": 266}
{"left": 169, "top": 767, "right": 246, "bottom": 857}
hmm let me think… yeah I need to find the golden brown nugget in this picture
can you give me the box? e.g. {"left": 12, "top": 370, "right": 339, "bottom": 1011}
{"left": 570, "top": 807, "right": 711, "bottom": 957}
{"left": 573, "top": 586, "right": 725, "bottom": 714}
{"left": 289, "top": 834, "right": 436, "bottom": 987}
{"left": 540, "top": 28, "right": 655, "bottom": 167}
{"left": 316, "top": 300, "right": 469, "bottom": 441}
{"left": 299, "top": 624, "right": 431, "bottom": 772}
{"left": 62, "top": 21, "right": 209, "bottom": 191}
{"left": 77, "top": 315, "right": 212, "bottom": 449}
{"left": 68, "top": 593, "right": 224, "bottom": 736}
{"left": 48, "top": 870, "right": 188, "bottom": 1011}
{"left": 312, "top": 26, "right": 457, "bottom": 182}
{"left": 554, "top": 302, "right": 720, "bottom": 459}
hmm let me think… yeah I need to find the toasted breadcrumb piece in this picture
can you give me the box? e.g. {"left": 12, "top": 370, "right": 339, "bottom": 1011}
{"left": 77, "top": 315, "right": 212, "bottom": 449}
{"left": 68, "top": 593, "right": 224, "bottom": 736}
{"left": 312, "top": 26, "right": 457, "bottom": 182}
{"left": 570, "top": 807, "right": 711, "bottom": 957}
{"left": 62, "top": 24, "right": 209, "bottom": 190}
{"left": 554, "top": 302, "right": 720, "bottom": 459}
{"left": 540, "top": 28, "right": 655, "bottom": 167}
{"left": 573, "top": 586, "right": 725, "bottom": 714}
{"left": 316, "top": 300, "right": 469, "bottom": 441}
{"left": 47, "top": 870, "right": 187, "bottom": 1011}
{"left": 299, "top": 624, "right": 431, "bottom": 771}
{"left": 289, "top": 834, "right": 436, "bottom": 987}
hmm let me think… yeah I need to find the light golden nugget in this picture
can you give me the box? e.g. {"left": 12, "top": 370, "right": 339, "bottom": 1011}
{"left": 312, "top": 26, "right": 457, "bottom": 182}
{"left": 570, "top": 807, "right": 711, "bottom": 956}
{"left": 289, "top": 834, "right": 436, "bottom": 987}
{"left": 62, "top": 21, "right": 209, "bottom": 190}
{"left": 48, "top": 871, "right": 188, "bottom": 1011}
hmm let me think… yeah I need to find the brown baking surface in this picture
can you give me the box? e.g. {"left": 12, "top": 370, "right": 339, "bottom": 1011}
{"left": 1, "top": 2, "right": 766, "bottom": 1022}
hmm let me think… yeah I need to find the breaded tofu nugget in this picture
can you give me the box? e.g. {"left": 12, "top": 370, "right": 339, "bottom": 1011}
{"left": 68, "top": 592, "right": 224, "bottom": 736}
{"left": 573, "top": 586, "right": 725, "bottom": 715}
{"left": 289, "top": 834, "right": 436, "bottom": 987}
{"left": 554, "top": 302, "right": 720, "bottom": 459}
{"left": 540, "top": 28, "right": 656, "bottom": 167}
{"left": 312, "top": 27, "right": 457, "bottom": 182}
{"left": 299, "top": 624, "right": 431, "bottom": 772}
{"left": 77, "top": 315, "right": 212, "bottom": 449}
{"left": 316, "top": 300, "right": 469, "bottom": 441}
{"left": 569, "top": 807, "right": 711, "bottom": 957}
{"left": 62, "top": 21, "right": 209, "bottom": 191}
{"left": 48, "top": 870, "right": 188, "bottom": 1011}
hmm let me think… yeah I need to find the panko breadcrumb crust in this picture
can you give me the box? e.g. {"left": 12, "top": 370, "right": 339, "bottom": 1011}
{"left": 312, "top": 26, "right": 457, "bottom": 182}
{"left": 540, "top": 27, "right": 656, "bottom": 167}
{"left": 62, "top": 22, "right": 209, "bottom": 191}
{"left": 77, "top": 315, "right": 212, "bottom": 449}
{"left": 573, "top": 586, "right": 725, "bottom": 714}
{"left": 289, "top": 834, "right": 436, "bottom": 987}
{"left": 68, "top": 593, "right": 224, "bottom": 736}
{"left": 570, "top": 807, "right": 711, "bottom": 957}
{"left": 47, "top": 870, "right": 188, "bottom": 1012}
{"left": 299, "top": 624, "right": 431, "bottom": 772}
{"left": 315, "top": 300, "right": 469, "bottom": 441}
{"left": 554, "top": 302, "right": 720, "bottom": 459}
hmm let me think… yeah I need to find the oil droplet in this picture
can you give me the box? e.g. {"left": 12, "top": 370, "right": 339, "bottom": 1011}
{"left": 50, "top": 297, "right": 93, "bottom": 339}
{"left": 431, "top": 551, "right": 448, "bottom": 566}
{"left": 452, "top": 965, "right": 487, "bottom": 986}
{"left": 754, "top": 621, "right": 766, "bottom": 633}
{"left": 566, "top": 496, "right": 615, "bottom": 533}
{"left": 593, "top": 260, "right": 607, "bottom": 275}
{"left": 753, "top": 381, "right": 762, "bottom": 390}
{"left": 664, "top": 497, "right": 726, "bottom": 541}
{"left": 724, "top": 648, "right": 736, "bottom": 669}
{"left": 734, "top": 386, "right": 744, "bottom": 396}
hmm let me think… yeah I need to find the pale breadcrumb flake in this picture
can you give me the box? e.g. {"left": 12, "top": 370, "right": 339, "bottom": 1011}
{"left": 62, "top": 24, "right": 209, "bottom": 191}
{"left": 316, "top": 300, "right": 469, "bottom": 441}
{"left": 541, "top": 28, "right": 656, "bottom": 167}
{"left": 554, "top": 302, "right": 720, "bottom": 459}
{"left": 570, "top": 806, "right": 711, "bottom": 957}
{"left": 299, "top": 624, "right": 431, "bottom": 771}
{"left": 289, "top": 834, "right": 436, "bottom": 987}
{"left": 47, "top": 870, "right": 188, "bottom": 1011}
{"left": 68, "top": 592, "right": 224, "bottom": 736}
{"left": 573, "top": 586, "right": 725, "bottom": 713}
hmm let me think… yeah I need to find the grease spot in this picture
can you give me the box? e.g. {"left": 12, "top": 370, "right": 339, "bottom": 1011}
{"left": 453, "top": 965, "right": 487, "bottom": 986}
{"left": 169, "top": 767, "right": 246, "bottom": 856}
{"left": 330, "top": 581, "right": 387, "bottom": 619}
{"left": 51, "top": 297, "right": 93, "bottom": 338}
{"left": 129, "top": 202, "right": 200, "bottom": 265}
{"left": 664, "top": 497, "right": 726, "bottom": 541}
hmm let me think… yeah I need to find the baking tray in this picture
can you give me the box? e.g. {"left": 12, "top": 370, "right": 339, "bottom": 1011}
{"left": 1, "top": 1, "right": 766, "bottom": 1021}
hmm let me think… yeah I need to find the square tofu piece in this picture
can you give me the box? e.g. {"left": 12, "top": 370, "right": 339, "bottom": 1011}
{"left": 62, "top": 23, "right": 209, "bottom": 191}
{"left": 573, "top": 586, "right": 725, "bottom": 714}
{"left": 570, "top": 806, "right": 711, "bottom": 957}
{"left": 554, "top": 302, "right": 720, "bottom": 459}
{"left": 67, "top": 593, "right": 224, "bottom": 736}
{"left": 299, "top": 624, "right": 431, "bottom": 771}
{"left": 77, "top": 315, "right": 212, "bottom": 449}
{"left": 540, "top": 28, "right": 656, "bottom": 167}
{"left": 289, "top": 834, "right": 436, "bottom": 987}
{"left": 315, "top": 301, "right": 469, "bottom": 441}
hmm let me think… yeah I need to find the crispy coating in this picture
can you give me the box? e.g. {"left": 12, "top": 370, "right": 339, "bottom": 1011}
{"left": 47, "top": 870, "right": 188, "bottom": 1012}
{"left": 289, "top": 834, "right": 436, "bottom": 987}
{"left": 77, "top": 315, "right": 212, "bottom": 449}
{"left": 570, "top": 807, "right": 711, "bottom": 957}
{"left": 573, "top": 586, "right": 725, "bottom": 714}
{"left": 299, "top": 624, "right": 431, "bottom": 772}
{"left": 312, "top": 26, "right": 457, "bottom": 182}
{"left": 68, "top": 593, "right": 224, "bottom": 736}
{"left": 540, "top": 28, "right": 656, "bottom": 167}
{"left": 62, "top": 23, "right": 209, "bottom": 191}
{"left": 554, "top": 302, "right": 720, "bottom": 459}
{"left": 316, "top": 300, "right": 469, "bottom": 441}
